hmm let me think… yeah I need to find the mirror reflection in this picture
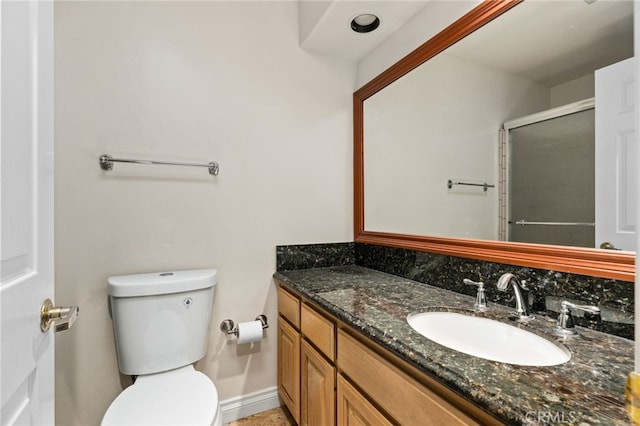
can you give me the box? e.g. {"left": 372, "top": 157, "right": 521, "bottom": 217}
{"left": 364, "top": 0, "right": 635, "bottom": 251}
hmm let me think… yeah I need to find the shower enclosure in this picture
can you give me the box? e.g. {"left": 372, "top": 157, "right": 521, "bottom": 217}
{"left": 502, "top": 100, "right": 595, "bottom": 248}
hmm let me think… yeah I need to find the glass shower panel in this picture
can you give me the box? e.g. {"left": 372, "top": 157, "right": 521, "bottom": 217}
{"left": 508, "top": 108, "right": 595, "bottom": 247}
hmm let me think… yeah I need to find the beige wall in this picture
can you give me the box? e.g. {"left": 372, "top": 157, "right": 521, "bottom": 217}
{"left": 365, "top": 52, "right": 549, "bottom": 239}
{"left": 550, "top": 74, "right": 595, "bottom": 107}
{"left": 54, "top": 2, "right": 355, "bottom": 424}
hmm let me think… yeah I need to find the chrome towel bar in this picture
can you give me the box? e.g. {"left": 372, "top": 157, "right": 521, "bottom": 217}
{"left": 447, "top": 179, "right": 494, "bottom": 192}
{"left": 99, "top": 154, "right": 219, "bottom": 176}
{"left": 513, "top": 220, "right": 595, "bottom": 227}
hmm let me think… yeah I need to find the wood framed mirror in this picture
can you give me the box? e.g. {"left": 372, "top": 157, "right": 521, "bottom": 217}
{"left": 354, "top": 0, "right": 635, "bottom": 282}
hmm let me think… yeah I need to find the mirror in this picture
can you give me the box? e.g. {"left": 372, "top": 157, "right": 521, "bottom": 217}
{"left": 354, "top": 0, "right": 635, "bottom": 281}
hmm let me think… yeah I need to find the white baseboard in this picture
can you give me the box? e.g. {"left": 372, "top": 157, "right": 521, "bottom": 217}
{"left": 220, "top": 386, "right": 281, "bottom": 424}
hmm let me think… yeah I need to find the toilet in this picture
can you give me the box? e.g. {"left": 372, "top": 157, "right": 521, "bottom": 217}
{"left": 102, "top": 269, "right": 222, "bottom": 426}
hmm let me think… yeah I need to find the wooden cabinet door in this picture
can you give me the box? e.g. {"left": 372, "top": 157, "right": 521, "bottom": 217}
{"left": 301, "top": 340, "right": 335, "bottom": 426}
{"left": 337, "top": 375, "right": 392, "bottom": 426}
{"left": 278, "top": 316, "right": 300, "bottom": 424}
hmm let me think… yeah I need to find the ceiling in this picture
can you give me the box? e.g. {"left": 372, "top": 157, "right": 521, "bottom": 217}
{"left": 300, "top": 0, "right": 634, "bottom": 83}
{"left": 447, "top": 0, "right": 634, "bottom": 87}
{"left": 299, "top": 0, "right": 430, "bottom": 61}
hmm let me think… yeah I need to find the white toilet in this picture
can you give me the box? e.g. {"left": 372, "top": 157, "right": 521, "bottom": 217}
{"left": 102, "top": 269, "right": 222, "bottom": 426}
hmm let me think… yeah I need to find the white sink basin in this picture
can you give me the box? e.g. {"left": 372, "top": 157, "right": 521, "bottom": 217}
{"left": 407, "top": 311, "right": 570, "bottom": 366}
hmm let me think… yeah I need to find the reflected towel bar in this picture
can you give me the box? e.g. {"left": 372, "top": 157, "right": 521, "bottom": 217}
{"left": 513, "top": 220, "right": 595, "bottom": 227}
{"left": 447, "top": 179, "right": 494, "bottom": 192}
{"left": 99, "top": 154, "right": 219, "bottom": 176}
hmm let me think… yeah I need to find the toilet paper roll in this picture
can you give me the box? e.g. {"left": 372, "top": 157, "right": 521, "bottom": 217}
{"left": 237, "top": 320, "right": 264, "bottom": 344}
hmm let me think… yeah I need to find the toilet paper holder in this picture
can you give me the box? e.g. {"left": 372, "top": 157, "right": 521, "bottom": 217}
{"left": 220, "top": 315, "right": 268, "bottom": 337}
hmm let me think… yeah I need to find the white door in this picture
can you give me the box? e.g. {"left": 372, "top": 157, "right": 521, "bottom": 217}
{"left": 595, "top": 57, "right": 637, "bottom": 252}
{"left": 1, "top": 1, "right": 55, "bottom": 424}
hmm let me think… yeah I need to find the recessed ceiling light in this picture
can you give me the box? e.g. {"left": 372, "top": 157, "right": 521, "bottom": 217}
{"left": 351, "top": 14, "right": 380, "bottom": 34}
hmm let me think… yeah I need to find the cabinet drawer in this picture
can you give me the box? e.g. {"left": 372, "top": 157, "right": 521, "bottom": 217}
{"left": 337, "top": 330, "right": 479, "bottom": 426}
{"left": 278, "top": 286, "right": 300, "bottom": 329}
{"left": 301, "top": 303, "right": 335, "bottom": 361}
{"left": 337, "top": 374, "right": 393, "bottom": 426}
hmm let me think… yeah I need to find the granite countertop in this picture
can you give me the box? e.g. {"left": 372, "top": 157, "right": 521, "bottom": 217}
{"left": 274, "top": 265, "right": 633, "bottom": 425}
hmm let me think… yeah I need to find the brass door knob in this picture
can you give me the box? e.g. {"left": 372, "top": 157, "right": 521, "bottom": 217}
{"left": 600, "top": 242, "right": 620, "bottom": 250}
{"left": 40, "top": 298, "right": 79, "bottom": 332}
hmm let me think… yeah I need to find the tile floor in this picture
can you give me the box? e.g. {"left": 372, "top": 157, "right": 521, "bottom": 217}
{"left": 226, "top": 406, "right": 295, "bottom": 426}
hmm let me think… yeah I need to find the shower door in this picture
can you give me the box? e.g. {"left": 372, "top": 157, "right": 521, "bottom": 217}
{"left": 504, "top": 104, "right": 595, "bottom": 248}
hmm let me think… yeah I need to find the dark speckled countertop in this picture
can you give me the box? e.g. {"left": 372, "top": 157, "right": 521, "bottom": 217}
{"left": 274, "top": 265, "right": 633, "bottom": 426}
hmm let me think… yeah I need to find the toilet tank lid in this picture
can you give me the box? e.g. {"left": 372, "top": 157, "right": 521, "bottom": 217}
{"left": 108, "top": 269, "right": 217, "bottom": 297}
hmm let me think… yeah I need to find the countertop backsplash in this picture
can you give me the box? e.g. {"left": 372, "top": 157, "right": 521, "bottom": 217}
{"left": 276, "top": 242, "right": 354, "bottom": 271}
{"left": 276, "top": 242, "right": 634, "bottom": 339}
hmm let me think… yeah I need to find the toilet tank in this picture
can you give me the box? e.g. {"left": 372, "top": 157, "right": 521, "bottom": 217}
{"left": 108, "top": 269, "right": 217, "bottom": 375}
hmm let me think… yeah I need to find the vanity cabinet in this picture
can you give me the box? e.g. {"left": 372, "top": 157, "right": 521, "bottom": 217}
{"left": 337, "top": 375, "right": 392, "bottom": 426}
{"left": 278, "top": 316, "right": 300, "bottom": 423}
{"left": 276, "top": 283, "right": 500, "bottom": 426}
{"left": 338, "top": 330, "right": 481, "bottom": 426}
{"left": 278, "top": 286, "right": 338, "bottom": 425}
{"left": 301, "top": 339, "right": 335, "bottom": 424}
{"left": 300, "top": 301, "right": 337, "bottom": 425}
{"left": 277, "top": 287, "right": 301, "bottom": 423}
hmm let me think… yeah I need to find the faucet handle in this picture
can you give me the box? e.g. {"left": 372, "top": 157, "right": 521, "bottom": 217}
{"left": 463, "top": 278, "right": 483, "bottom": 287}
{"left": 562, "top": 301, "right": 601, "bottom": 314}
{"left": 555, "top": 301, "right": 601, "bottom": 335}
{"left": 463, "top": 279, "right": 488, "bottom": 311}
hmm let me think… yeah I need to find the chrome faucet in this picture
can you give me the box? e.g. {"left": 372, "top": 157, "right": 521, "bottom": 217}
{"left": 554, "top": 301, "right": 601, "bottom": 336}
{"left": 496, "top": 273, "right": 534, "bottom": 321}
{"left": 463, "top": 278, "right": 488, "bottom": 311}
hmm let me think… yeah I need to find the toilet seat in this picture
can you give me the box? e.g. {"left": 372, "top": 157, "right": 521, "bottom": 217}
{"left": 101, "top": 366, "right": 220, "bottom": 426}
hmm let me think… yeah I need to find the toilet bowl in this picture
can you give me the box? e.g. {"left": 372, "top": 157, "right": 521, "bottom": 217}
{"left": 101, "top": 366, "right": 222, "bottom": 426}
{"left": 102, "top": 269, "right": 221, "bottom": 426}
